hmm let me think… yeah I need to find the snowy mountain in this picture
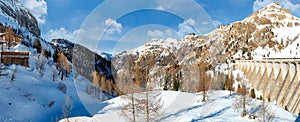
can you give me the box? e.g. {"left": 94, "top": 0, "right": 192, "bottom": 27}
{"left": 0, "top": 0, "right": 40, "bottom": 37}
{"left": 61, "top": 90, "right": 297, "bottom": 122}
{"left": 112, "top": 2, "right": 300, "bottom": 91}
{"left": 109, "top": 2, "right": 300, "bottom": 118}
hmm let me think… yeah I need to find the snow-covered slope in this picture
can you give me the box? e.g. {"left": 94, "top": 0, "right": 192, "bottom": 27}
{"left": 61, "top": 90, "right": 297, "bottom": 122}
{"left": 0, "top": 43, "right": 112, "bottom": 121}
{"left": 244, "top": 2, "right": 300, "bottom": 59}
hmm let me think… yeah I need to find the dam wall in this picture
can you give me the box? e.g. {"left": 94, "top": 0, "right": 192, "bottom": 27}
{"left": 236, "top": 60, "right": 300, "bottom": 114}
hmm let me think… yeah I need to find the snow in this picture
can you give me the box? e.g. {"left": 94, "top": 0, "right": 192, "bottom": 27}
{"left": 97, "top": 51, "right": 113, "bottom": 61}
{"left": 252, "top": 26, "right": 300, "bottom": 59}
{"left": 0, "top": 42, "right": 108, "bottom": 121}
{"left": 61, "top": 90, "right": 297, "bottom": 122}
{"left": 124, "top": 38, "right": 184, "bottom": 58}
{"left": 0, "top": 1, "right": 298, "bottom": 121}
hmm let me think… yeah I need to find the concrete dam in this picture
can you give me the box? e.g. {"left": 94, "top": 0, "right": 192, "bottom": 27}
{"left": 236, "top": 60, "right": 300, "bottom": 114}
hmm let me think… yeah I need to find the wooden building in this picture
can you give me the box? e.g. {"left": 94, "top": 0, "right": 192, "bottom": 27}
{"left": 0, "top": 32, "right": 22, "bottom": 48}
{"left": 1, "top": 52, "right": 29, "bottom": 67}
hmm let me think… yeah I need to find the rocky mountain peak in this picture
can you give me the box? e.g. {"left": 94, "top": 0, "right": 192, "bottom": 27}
{"left": 243, "top": 2, "right": 299, "bottom": 28}
{"left": 262, "top": 2, "right": 289, "bottom": 13}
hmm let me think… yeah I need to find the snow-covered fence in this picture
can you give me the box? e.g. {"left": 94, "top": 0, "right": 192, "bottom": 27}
{"left": 235, "top": 59, "right": 300, "bottom": 114}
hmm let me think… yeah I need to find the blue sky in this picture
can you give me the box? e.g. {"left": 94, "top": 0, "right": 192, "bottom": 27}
{"left": 19, "top": 0, "right": 300, "bottom": 54}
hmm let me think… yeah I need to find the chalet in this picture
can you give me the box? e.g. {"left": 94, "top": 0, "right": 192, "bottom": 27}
{"left": 0, "top": 32, "right": 22, "bottom": 48}
{"left": 1, "top": 52, "right": 29, "bottom": 67}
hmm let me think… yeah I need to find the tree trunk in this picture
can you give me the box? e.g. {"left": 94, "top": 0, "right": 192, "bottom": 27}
{"left": 146, "top": 92, "right": 149, "bottom": 122}
{"left": 61, "top": 70, "right": 64, "bottom": 80}
{"left": 242, "top": 87, "right": 246, "bottom": 117}
{"left": 131, "top": 93, "right": 135, "bottom": 122}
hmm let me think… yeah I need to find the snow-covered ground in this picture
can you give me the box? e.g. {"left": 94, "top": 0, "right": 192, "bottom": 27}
{"left": 61, "top": 90, "right": 297, "bottom": 122}
{"left": 0, "top": 63, "right": 94, "bottom": 121}
{"left": 0, "top": 43, "right": 105, "bottom": 121}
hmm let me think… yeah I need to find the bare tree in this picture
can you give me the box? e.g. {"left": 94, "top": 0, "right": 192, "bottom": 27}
{"left": 120, "top": 83, "right": 140, "bottom": 122}
{"left": 233, "top": 73, "right": 251, "bottom": 117}
{"left": 140, "top": 90, "right": 163, "bottom": 122}
{"left": 36, "top": 55, "right": 47, "bottom": 77}
{"left": 52, "top": 66, "right": 58, "bottom": 81}
{"left": 257, "top": 97, "right": 275, "bottom": 122}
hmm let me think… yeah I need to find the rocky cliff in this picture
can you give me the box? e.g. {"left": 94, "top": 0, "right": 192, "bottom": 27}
{"left": 0, "top": 0, "right": 40, "bottom": 37}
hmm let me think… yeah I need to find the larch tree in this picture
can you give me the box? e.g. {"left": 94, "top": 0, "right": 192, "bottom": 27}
{"left": 57, "top": 52, "right": 70, "bottom": 80}
{"left": 122, "top": 55, "right": 163, "bottom": 122}
{"left": 225, "top": 70, "right": 234, "bottom": 96}
{"left": 198, "top": 62, "right": 211, "bottom": 102}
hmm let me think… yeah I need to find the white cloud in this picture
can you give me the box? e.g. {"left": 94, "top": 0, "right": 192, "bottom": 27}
{"left": 104, "top": 18, "right": 123, "bottom": 34}
{"left": 178, "top": 18, "right": 196, "bottom": 35}
{"left": 19, "top": 0, "right": 47, "bottom": 24}
{"left": 147, "top": 29, "right": 175, "bottom": 38}
{"left": 44, "top": 27, "right": 83, "bottom": 41}
{"left": 253, "top": 0, "right": 300, "bottom": 17}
